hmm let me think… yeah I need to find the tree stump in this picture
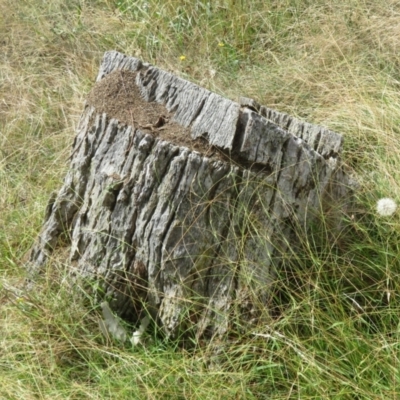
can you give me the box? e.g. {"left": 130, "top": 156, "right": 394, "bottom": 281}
{"left": 28, "top": 51, "right": 351, "bottom": 340}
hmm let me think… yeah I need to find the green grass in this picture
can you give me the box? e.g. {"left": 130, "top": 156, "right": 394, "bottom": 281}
{"left": 2, "top": 0, "right": 400, "bottom": 398}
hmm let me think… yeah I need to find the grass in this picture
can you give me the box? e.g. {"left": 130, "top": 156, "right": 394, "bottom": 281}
{"left": 1, "top": 0, "right": 400, "bottom": 398}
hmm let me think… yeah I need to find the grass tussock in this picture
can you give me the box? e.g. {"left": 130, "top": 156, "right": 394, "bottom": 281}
{"left": 2, "top": 0, "right": 400, "bottom": 398}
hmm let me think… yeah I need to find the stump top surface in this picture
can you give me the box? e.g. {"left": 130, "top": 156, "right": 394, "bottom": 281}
{"left": 86, "top": 70, "right": 222, "bottom": 159}
{"left": 92, "top": 51, "right": 344, "bottom": 167}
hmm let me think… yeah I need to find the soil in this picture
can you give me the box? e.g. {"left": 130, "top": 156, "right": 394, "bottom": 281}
{"left": 86, "top": 70, "right": 225, "bottom": 160}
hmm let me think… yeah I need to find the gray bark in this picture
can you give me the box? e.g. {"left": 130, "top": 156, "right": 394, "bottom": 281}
{"left": 28, "top": 51, "right": 352, "bottom": 340}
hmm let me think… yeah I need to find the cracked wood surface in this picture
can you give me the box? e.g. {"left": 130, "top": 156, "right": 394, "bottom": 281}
{"left": 28, "top": 51, "right": 352, "bottom": 340}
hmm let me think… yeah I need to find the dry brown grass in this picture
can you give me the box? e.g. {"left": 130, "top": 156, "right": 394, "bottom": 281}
{"left": 2, "top": 0, "right": 400, "bottom": 398}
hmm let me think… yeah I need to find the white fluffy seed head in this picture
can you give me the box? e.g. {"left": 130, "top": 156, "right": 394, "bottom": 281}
{"left": 376, "top": 198, "right": 397, "bottom": 216}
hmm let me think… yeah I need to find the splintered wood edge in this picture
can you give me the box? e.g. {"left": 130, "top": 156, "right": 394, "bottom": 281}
{"left": 96, "top": 51, "right": 343, "bottom": 165}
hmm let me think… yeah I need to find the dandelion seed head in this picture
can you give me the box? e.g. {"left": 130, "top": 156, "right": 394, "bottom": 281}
{"left": 376, "top": 198, "right": 397, "bottom": 216}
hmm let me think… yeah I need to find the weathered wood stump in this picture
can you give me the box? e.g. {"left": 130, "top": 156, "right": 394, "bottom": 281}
{"left": 28, "top": 51, "right": 351, "bottom": 340}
